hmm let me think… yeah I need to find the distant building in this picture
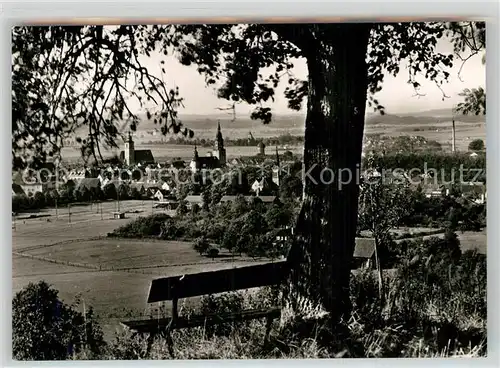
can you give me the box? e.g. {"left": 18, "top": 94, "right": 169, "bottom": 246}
{"left": 119, "top": 132, "right": 155, "bottom": 166}
{"left": 184, "top": 195, "right": 204, "bottom": 209}
{"left": 422, "top": 184, "right": 448, "bottom": 198}
{"left": 129, "top": 182, "right": 147, "bottom": 197}
{"left": 258, "top": 141, "right": 266, "bottom": 156}
{"left": 144, "top": 184, "right": 160, "bottom": 198}
{"left": 352, "top": 238, "right": 376, "bottom": 270}
{"left": 272, "top": 146, "right": 281, "bottom": 186}
{"left": 67, "top": 169, "right": 86, "bottom": 182}
{"left": 12, "top": 172, "right": 44, "bottom": 197}
{"left": 275, "top": 226, "right": 294, "bottom": 243}
{"left": 189, "top": 122, "right": 226, "bottom": 173}
{"left": 251, "top": 177, "right": 278, "bottom": 196}
{"left": 154, "top": 189, "right": 170, "bottom": 202}
{"left": 189, "top": 146, "right": 221, "bottom": 173}
{"left": 460, "top": 182, "right": 486, "bottom": 204}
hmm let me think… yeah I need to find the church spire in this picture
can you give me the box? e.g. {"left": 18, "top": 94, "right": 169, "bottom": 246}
{"left": 215, "top": 120, "right": 224, "bottom": 148}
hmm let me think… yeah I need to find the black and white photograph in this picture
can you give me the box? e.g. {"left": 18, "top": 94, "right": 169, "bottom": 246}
{"left": 11, "top": 20, "right": 487, "bottom": 360}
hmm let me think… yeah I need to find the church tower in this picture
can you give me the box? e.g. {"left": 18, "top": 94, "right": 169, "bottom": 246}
{"left": 190, "top": 145, "right": 200, "bottom": 173}
{"left": 272, "top": 146, "right": 281, "bottom": 186}
{"left": 124, "top": 132, "right": 135, "bottom": 166}
{"left": 213, "top": 121, "right": 226, "bottom": 166}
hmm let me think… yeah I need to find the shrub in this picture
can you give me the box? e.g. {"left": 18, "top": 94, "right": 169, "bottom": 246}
{"left": 207, "top": 247, "right": 219, "bottom": 259}
{"left": 110, "top": 214, "right": 170, "bottom": 238}
{"left": 12, "top": 281, "right": 105, "bottom": 360}
{"left": 193, "top": 237, "right": 210, "bottom": 255}
{"left": 468, "top": 139, "right": 485, "bottom": 151}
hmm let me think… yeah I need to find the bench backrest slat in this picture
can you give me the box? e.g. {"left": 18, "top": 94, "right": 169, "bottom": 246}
{"left": 147, "top": 260, "right": 288, "bottom": 303}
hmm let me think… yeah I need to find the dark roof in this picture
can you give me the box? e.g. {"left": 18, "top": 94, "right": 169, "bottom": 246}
{"left": 76, "top": 178, "right": 101, "bottom": 191}
{"left": 353, "top": 238, "right": 376, "bottom": 259}
{"left": 12, "top": 183, "right": 25, "bottom": 195}
{"left": 172, "top": 161, "right": 186, "bottom": 169}
{"left": 193, "top": 156, "right": 220, "bottom": 169}
{"left": 135, "top": 150, "right": 155, "bottom": 164}
{"left": 119, "top": 150, "right": 155, "bottom": 164}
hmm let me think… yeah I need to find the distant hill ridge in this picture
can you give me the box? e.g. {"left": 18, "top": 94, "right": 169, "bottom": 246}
{"left": 74, "top": 109, "right": 484, "bottom": 137}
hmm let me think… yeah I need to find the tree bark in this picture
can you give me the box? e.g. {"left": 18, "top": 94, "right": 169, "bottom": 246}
{"left": 285, "top": 23, "right": 372, "bottom": 325}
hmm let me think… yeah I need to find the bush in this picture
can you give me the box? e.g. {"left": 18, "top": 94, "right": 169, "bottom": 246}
{"left": 110, "top": 214, "right": 170, "bottom": 238}
{"left": 468, "top": 139, "right": 485, "bottom": 151}
{"left": 12, "top": 281, "right": 105, "bottom": 360}
{"left": 207, "top": 247, "right": 219, "bottom": 259}
{"left": 193, "top": 237, "right": 210, "bottom": 255}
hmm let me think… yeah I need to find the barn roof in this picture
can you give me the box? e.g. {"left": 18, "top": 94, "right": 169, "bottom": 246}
{"left": 353, "top": 238, "right": 376, "bottom": 259}
{"left": 185, "top": 195, "right": 204, "bottom": 203}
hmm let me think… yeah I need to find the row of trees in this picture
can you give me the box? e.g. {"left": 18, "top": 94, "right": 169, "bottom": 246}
{"left": 110, "top": 195, "right": 298, "bottom": 259}
{"left": 364, "top": 151, "right": 486, "bottom": 183}
{"left": 12, "top": 183, "right": 147, "bottom": 212}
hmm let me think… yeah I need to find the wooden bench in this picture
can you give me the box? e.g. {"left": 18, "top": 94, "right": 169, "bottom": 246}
{"left": 122, "top": 260, "right": 289, "bottom": 357}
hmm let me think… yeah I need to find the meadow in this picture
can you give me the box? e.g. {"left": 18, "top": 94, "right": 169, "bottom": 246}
{"left": 12, "top": 200, "right": 270, "bottom": 340}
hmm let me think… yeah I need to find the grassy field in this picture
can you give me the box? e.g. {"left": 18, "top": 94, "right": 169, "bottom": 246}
{"left": 12, "top": 200, "right": 270, "bottom": 340}
{"left": 365, "top": 120, "right": 485, "bottom": 152}
{"left": 391, "top": 228, "right": 487, "bottom": 254}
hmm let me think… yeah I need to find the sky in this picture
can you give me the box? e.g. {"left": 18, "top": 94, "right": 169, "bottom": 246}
{"left": 129, "top": 29, "right": 485, "bottom": 117}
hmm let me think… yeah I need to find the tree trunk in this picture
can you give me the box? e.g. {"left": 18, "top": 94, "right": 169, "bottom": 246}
{"left": 286, "top": 24, "right": 372, "bottom": 325}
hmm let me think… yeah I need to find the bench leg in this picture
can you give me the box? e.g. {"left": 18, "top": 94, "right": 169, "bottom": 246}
{"left": 264, "top": 316, "right": 274, "bottom": 346}
{"left": 146, "top": 332, "right": 156, "bottom": 356}
{"left": 163, "top": 326, "right": 175, "bottom": 359}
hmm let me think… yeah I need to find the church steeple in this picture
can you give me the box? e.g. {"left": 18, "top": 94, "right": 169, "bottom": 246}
{"left": 124, "top": 131, "right": 135, "bottom": 166}
{"left": 272, "top": 146, "right": 281, "bottom": 186}
{"left": 215, "top": 121, "right": 224, "bottom": 148}
{"left": 213, "top": 121, "right": 226, "bottom": 166}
